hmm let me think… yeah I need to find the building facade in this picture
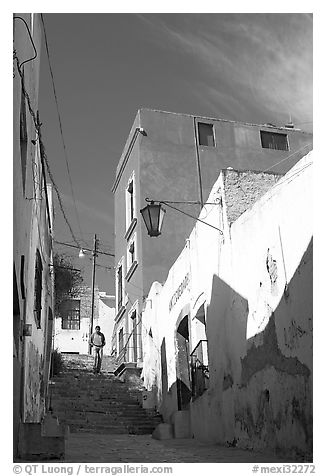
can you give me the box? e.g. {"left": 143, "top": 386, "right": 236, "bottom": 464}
{"left": 141, "top": 153, "right": 313, "bottom": 457}
{"left": 112, "top": 108, "right": 312, "bottom": 371}
{"left": 13, "top": 13, "right": 54, "bottom": 457}
{"left": 54, "top": 287, "right": 115, "bottom": 356}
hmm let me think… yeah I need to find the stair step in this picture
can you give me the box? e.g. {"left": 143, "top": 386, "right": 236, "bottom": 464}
{"left": 50, "top": 354, "right": 162, "bottom": 436}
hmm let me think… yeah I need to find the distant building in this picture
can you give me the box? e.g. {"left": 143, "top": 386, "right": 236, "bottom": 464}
{"left": 141, "top": 153, "right": 313, "bottom": 457}
{"left": 112, "top": 108, "right": 312, "bottom": 372}
{"left": 54, "top": 287, "right": 115, "bottom": 355}
{"left": 13, "top": 13, "right": 54, "bottom": 458}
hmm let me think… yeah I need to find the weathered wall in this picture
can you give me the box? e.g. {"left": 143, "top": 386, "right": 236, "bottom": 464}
{"left": 13, "top": 13, "right": 54, "bottom": 455}
{"left": 141, "top": 153, "right": 313, "bottom": 457}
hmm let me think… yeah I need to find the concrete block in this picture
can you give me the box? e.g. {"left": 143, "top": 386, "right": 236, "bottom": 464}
{"left": 172, "top": 410, "right": 191, "bottom": 438}
{"left": 152, "top": 423, "right": 174, "bottom": 440}
{"left": 19, "top": 423, "right": 65, "bottom": 460}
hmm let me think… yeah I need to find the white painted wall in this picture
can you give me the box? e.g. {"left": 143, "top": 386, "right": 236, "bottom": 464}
{"left": 141, "top": 153, "right": 313, "bottom": 456}
{"left": 54, "top": 290, "right": 115, "bottom": 356}
{"left": 94, "top": 293, "right": 115, "bottom": 355}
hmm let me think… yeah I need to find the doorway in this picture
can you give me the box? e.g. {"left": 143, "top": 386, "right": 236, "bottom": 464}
{"left": 175, "top": 315, "right": 191, "bottom": 410}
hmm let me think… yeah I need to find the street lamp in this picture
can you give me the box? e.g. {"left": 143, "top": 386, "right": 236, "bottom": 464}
{"left": 140, "top": 198, "right": 223, "bottom": 236}
{"left": 140, "top": 201, "right": 166, "bottom": 237}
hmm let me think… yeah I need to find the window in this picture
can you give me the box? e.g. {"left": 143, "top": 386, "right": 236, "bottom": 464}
{"left": 61, "top": 300, "right": 81, "bottom": 330}
{"left": 125, "top": 174, "right": 137, "bottom": 230}
{"left": 260, "top": 131, "right": 289, "bottom": 151}
{"left": 129, "top": 241, "right": 135, "bottom": 264}
{"left": 20, "top": 79, "right": 28, "bottom": 195}
{"left": 127, "top": 180, "right": 134, "bottom": 222}
{"left": 34, "top": 250, "right": 43, "bottom": 327}
{"left": 118, "top": 328, "right": 124, "bottom": 354}
{"left": 117, "top": 263, "right": 123, "bottom": 310}
{"left": 198, "top": 122, "right": 215, "bottom": 147}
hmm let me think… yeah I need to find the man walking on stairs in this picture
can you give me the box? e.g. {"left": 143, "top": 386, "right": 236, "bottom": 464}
{"left": 90, "top": 326, "right": 106, "bottom": 373}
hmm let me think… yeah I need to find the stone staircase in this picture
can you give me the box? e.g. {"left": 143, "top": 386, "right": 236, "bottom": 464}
{"left": 49, "top": 354, "right": 162, "bottom": 435}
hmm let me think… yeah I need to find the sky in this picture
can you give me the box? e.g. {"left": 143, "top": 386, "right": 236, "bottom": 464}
{"left": 37, "top": 12, "right": 313, "bottom": 293}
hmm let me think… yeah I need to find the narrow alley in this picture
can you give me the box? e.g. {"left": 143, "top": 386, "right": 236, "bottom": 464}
{"left": 49, "top": 355, "right": 290, "bottom": 463}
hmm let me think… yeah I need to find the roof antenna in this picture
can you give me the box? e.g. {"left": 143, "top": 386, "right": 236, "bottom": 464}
{"left": 285, "top": 113, "right": 294, "bottom": 129}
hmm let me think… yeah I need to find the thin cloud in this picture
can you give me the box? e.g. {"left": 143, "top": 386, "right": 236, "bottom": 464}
{"left": 138, "top": 14, "right": 312, "bottom": 126}
{"left": 61, "top": 193, "right": 114, "bottom": 227}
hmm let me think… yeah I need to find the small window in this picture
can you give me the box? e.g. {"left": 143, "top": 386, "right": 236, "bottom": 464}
{"left": 118, "top": 328, "right": 124, "bottom": 353}
{"left": 34, "top": 250, "right": 43, "bottom": 327}
{"left": 61, "top": 300, "right": 81, "bottom": 330}
{"left": 129, "top": 241, "right": 135, "bottom": 264}
{"left": 127, "top": 180, "right": 134, "bottom": 222}
{"left": 260, "top": 131, "right": 289, "bottom": 151}
{"left": 117, "top": 264, "right": 123, "bottom": 310}
{"left": 198, "top": 122, "right": 215, "bottom": 147}
{"left": 126, "top": 176, "right": 136, "bottom": 232}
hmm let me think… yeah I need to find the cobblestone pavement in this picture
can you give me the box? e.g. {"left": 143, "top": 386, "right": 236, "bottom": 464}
{"left": 65, "top": 433, "right": 290, "bottom": 463}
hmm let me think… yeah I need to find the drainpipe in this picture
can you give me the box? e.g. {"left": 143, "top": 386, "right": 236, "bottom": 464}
{"left": 193, "top": 117, "right": 204, "bottom": 208}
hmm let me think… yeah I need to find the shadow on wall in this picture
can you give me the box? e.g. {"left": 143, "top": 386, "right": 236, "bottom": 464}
{"left": 201, "top": 237, "right": 313, "bottom": 458}
{"left": 158, "top": 333, "right": 192, "bottom": 424}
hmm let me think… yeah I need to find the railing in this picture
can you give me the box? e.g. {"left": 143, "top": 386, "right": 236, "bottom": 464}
{"left": 190, "top": 339, "right": 209, "bottom": 399}
{"left": 116, "top": 332, "right": 142, "bottom": 366}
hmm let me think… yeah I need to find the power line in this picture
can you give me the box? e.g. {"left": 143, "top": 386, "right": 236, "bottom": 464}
{"left": 13, "top": 33, "right": 81, "bottom": 249}
{"left": 54, "top": 239, "right": 114, "bottom": 257}
{"left": 40, "top": 13, "right": 84, "bottom": 243}
{"left": 260, "top": 143, "right": 312, "bottom": 174}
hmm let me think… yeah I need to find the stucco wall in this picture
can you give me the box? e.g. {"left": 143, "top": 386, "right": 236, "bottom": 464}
{"left": 13, "top": 13, "right": 54, "bottom": 434}
{"left": 95, "top": 294, "right": 115, "bottom": 355}
{"left": 114, "top": 109, "right": 312, "bottom": 370}
{"left": 138, "top": 109, "right": 312, "bottom": 295}
{"left": 141, "top": 153, "right": 313, "bottom": 457}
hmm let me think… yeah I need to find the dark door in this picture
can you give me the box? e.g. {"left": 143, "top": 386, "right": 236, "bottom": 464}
{"left": 175, "top": 316, "right": 191, "bottom": 410}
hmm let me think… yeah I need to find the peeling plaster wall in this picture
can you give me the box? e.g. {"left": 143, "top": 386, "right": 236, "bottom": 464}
{"left": 141, "top": 153, "right": 312, "bottom": 457}
{"left": 202, "top": 153, "right": 312, "bottom": 457}
{"left": 223, "top": 170, "right": 283, "bottom": 225}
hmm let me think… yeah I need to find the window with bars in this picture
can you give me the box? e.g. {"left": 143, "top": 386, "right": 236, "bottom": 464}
{"left": 198, "top": 122, "right": 215, "bottom": 147}
{"left": 34, "top": 249, "right": 43, "bottom": 328}
{"left": 260, "top": 131, "right": 289, "bottom": 151}
{"left": 61, "top": 300, "right": 81, "bottom": 330}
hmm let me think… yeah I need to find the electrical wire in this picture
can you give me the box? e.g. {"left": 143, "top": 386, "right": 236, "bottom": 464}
{"left": 40, "top": 13, "right": 85, "bottom": 244}
{"left": 13, "top": 48, "right": 81, "bottom": 249}
{"left": 13, "top": 16, "right": 37, "bottom": 69}
{"left": 258, "top": 142, "right": 312, "bottom": 175}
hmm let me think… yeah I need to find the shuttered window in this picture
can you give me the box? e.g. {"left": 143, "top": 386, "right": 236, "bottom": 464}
{"left": 260, "top": 131, "right": 289, "bottom": 151}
